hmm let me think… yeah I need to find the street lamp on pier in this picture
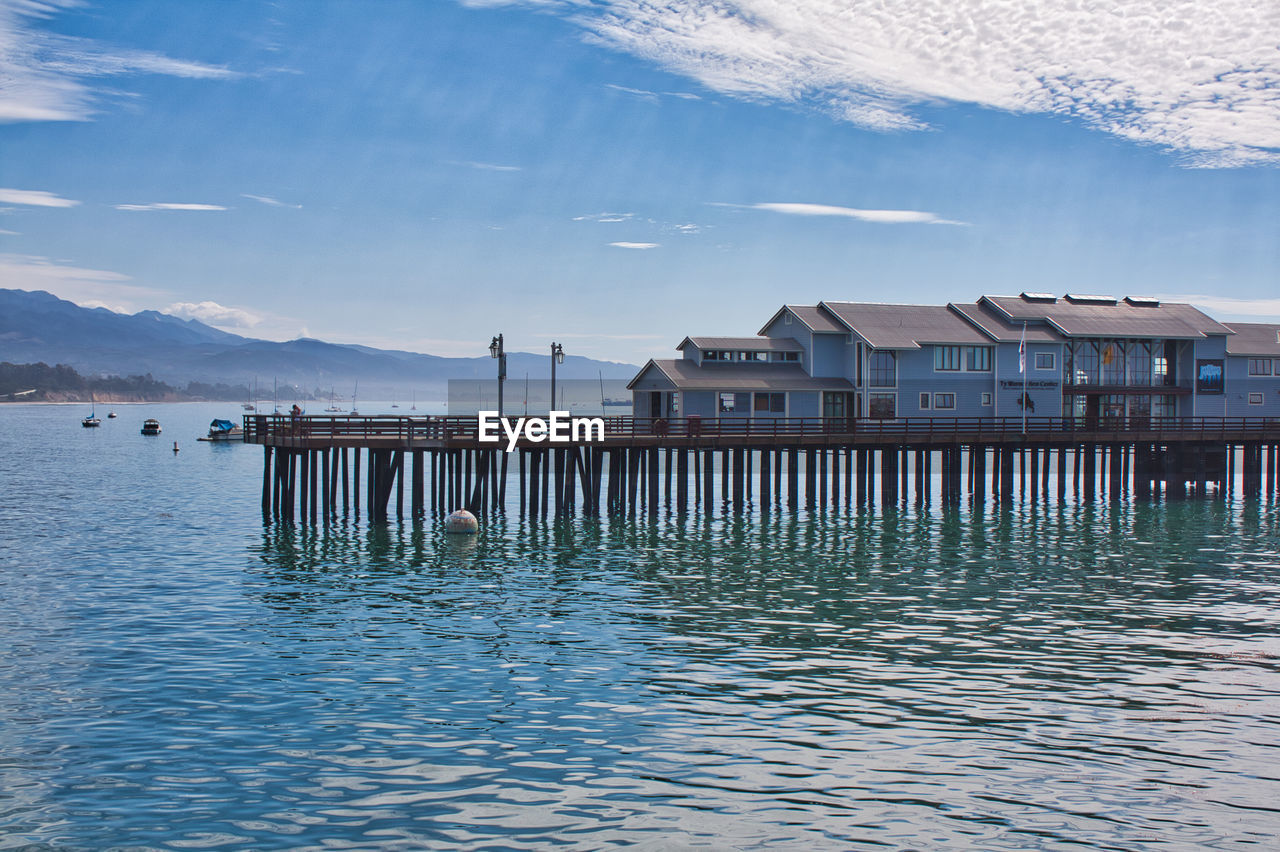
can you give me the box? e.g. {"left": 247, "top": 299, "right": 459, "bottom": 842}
{"left": 550, "top": 342, "right": 565, "bottom": 412}
{"left": 489, "top": 334, "right": 506, "bottom": 418}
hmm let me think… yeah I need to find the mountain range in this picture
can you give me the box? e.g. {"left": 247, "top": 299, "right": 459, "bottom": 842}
{"left": 0, "top": 289, "right": 641, "bottom": 400}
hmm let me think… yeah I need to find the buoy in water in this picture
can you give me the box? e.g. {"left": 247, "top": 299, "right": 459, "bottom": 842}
{"left": 444, "top": 509, "right": 478, "bottom": 534}
{"left": 173, "top": 441, "right": 180, "bottom": 453}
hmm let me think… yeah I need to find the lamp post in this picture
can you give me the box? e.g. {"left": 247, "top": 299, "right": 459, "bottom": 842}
{"left": 550, "top": 342, "right": 565, "bottom": 412}
{"left": 489, "top": 334, "right": 506, "bottom": 418}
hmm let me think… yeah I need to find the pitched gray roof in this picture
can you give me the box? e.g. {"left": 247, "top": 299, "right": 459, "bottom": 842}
{"left": 950, "top": 302, "right": 1062, "bottom": 343}
{"left": 981, "top": 294, "right": 1231, "bottom": 339}
{"left": 677, "top": 336, "right": 804, "bottom": 351}
{"left": 1224, "top": 322, "right": 1280, "bottom": 356}
{"left": 629, "top": 359, "right": 854, "bottom": 391}
{"left": 819, "top": 301, "right": 991, "bottom": 349}
{"left": 757, "top": 304, "right": 844, "bottom": 335}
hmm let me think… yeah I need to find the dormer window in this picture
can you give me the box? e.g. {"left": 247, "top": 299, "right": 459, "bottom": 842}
{"left": 702, "top": 350, "right": 733, "bottom": 361}
{"left": 739, "top": 351, "right": 764, "bottom": 361}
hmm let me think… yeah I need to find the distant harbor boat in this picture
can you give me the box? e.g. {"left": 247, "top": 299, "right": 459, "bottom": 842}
{"left": 82, "top": 396, "right": 101, "bottom": 427}
{"left": 107, "top": 411, "right": 117, "bottom": 419}
{"left": 141, "top": 418, "right": 161, "bottom": 435}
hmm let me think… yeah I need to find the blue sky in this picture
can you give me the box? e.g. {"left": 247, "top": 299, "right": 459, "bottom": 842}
{"left": 2, "top": 0, "right": 1278, "bottom": 364}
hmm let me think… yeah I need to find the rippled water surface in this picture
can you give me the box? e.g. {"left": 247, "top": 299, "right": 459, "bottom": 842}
{"left": 2, "top": 404, "right": 1279, "bottom": 849}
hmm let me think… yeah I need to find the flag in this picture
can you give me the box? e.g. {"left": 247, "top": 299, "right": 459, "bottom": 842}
{"left": 1018, "top": 323, "right": 1026, "bottom": 374}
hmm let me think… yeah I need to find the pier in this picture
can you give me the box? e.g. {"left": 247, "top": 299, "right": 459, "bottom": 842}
{"left": 242, "top": 414, "right": 1280, "bottom": 524}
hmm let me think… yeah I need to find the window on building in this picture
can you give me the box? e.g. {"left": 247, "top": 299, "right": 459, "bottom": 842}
{"left": 1249, "top": 358, "right": 1273, "bottom": 376}
{"left": 822, "top": 392, "right": 846, "bottom": 418}
{"left": 868, "top": 392, "right": 896, "bottom": 419}
{"left": 718, "top": 392, "right": 736, "bottom": 412}
{"left": 869, "top": 350, "right": 896, "bottom": 387}
{"left": 1034, "top": 352, "right": 1055, "bottom": 370}
{"left": 1101, "top": 341, "right": 1126, "bottom": 384}
{"left": 933, "top": 392, "right": 956, "bottom": 410}
{"left": 739, "top": 351, "right": 764, "bottom": 362}
{"left": 668, "top": 392, "right": 680, "bottom": 415}
{"left": 934, "top": 346, "right": 961, "bottom": 371}
{"left": 1249, "top": 392, "right": 1264, "bottom": 405}
{"left": 965, "top": 346, "right": 993, "bottom": 371}
{"left": 1153, "top": 395, "right": 1176, "bottom": 419}
{"left": 981, "top": 392, "right": 992, "bottom": 406}
{"left": 1129, "top": 341, "right": 1152, "bottom": 386}
{"left": 770, "top": 351, "right": 799, "bottom": 362}
{"left": 754, "top": 392, "right": 785, "bottom": 412}
{"left": 919, "top": 392, "right": 930, "bottom": 409}
{"left": 1073, "top": 341, "right": 1099, "bottom": 384}
{"left": 702, "top": 350, "right": 730, "bottom": 361}
{"left": 856, "top": 343, "right": 863, "bottom": 387}
{"left": 784, "top": 313, "right": 793, "bottom": 325}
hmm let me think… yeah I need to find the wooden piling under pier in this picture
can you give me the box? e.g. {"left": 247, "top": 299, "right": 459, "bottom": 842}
{"left": 245, "top": 415, "right": 1280, "bottom": 524}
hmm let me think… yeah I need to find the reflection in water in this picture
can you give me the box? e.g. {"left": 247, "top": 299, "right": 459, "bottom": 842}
{"left": 3, "top": 498, "right": 1279, "bottom": 849}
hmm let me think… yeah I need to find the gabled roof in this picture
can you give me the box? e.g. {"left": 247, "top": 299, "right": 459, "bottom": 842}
{"left": 628, "top": 359, "right": 853, "bottom": 391}
{"left": 1224, "top": 322, "right": 1280, "bottom": 356}
{"left": 819, "top": 301, "right": 991, "bottom": 349}
{"left": 757, "top": 304, "right": 844, "bottom": 335}
{"left": 980, "top": 294, "right": 1231, "bottom": 339}
{"left": 676, "top": 336, "right": 804, "bottom": 352}
{"left": 950, "top": 302, "right": 1062, "bottom": 343}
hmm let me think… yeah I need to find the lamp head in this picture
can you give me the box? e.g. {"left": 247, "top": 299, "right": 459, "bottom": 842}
{"left": 489, "top": 335, "right": 501, "bottom": 358}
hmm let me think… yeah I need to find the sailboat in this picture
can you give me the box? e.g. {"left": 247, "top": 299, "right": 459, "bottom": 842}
{"left": 82, "top": 394, "right": 101, "bottom": 427}
{"left": 350, "top": 380, "right": 359, "bottom": 416}
{"left": 324, "top": 386, "right": 344, "bottom": 412}
{"left": 242, "top": 376, "right": 257, "bottom": 411}
{"left": 409, "top": 390, "right": 416, "bottom": 411}
{"left": 390, "top": 390, "right": 399, "bottom": 409}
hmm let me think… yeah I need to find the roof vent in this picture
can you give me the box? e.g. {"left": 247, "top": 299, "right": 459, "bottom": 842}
{"left": 1064, "top": 293, "right": 1117, "bottom": 305}
{"left": 1124, "top": 296, "right": 1160, "bottom": 307}
{"left": 1020, "top": 292, "right": 1057, "bottom": 303}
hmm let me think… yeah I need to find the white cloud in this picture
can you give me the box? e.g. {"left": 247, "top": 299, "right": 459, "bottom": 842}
{"left": 450, "top": 160, "right": 522, "bottom": 171}
{"left": 241, "top": 193, "right": 301, "bottom": 209}
{"left": 573, "top": 211, "right": 635, "bottom": 223}
{"left": 1157, "top": 294, "right": 1280, "bottom": 320}
{"left": 606, "top": 82, "right": 701, "bottom": 101}
{"left": 0, "top": 188, "right": 80, "bottom": 207}
{"left": 0, "top": 1, "right": 238, "bottom": 123}
{"left": 166, "top": 300, "right": 263, "bottom": 329}
{"left": 0, "top": 252, "right": 161, "bottom": 307}
{"left": 114, "top": 202, "right": 227, "bottom": 212}
{"left": 610, "top": 241, "right": 659, "bottom": 249}
{"left": 0, "top": 228, "right": 19, "bottom": 235}
{"left": 720, "top": 201, "right": 964, "bottom": 225}
{"left": 512, "top": 0, "right": 1280, "bottom": 167}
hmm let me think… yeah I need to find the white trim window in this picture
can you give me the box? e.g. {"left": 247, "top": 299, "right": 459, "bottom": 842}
{"left": 934, "top": 346, "right": 961, "bottom": 371}
{"left": 868, "top": 392, "right": 896, "bottom": 419}
{"left": 981, "top": 392, "right": 992, "bottom": 406}
{"left": 1249, "top": 392, "right": 1264, "bottom": 405}
{"left": 965, "top": 346, "right": 993, "bottom": 372}
{"left": 919, "top": 392, "right": 931, "bottom": 410}
{"left": 933, "top": 392, "right": 956, "bottom": 410}
{"left": 1035, "top": 352, "right": 1056, "bottom": 370}
{"left": 1248, "top": 358, "right": 1272, "bottom": 376}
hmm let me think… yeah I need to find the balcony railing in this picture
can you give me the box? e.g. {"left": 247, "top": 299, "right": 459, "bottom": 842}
{"left": 243, "top": 413, "right": 1280, "bottom": 444}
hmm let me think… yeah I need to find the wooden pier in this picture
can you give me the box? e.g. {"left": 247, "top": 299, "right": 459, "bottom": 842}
{"left": 242, "top": 415, "right": 1280, "bottom": 524}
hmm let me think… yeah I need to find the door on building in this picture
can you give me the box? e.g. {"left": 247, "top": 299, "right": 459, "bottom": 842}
{"left": 649, "top": 391, "right": 663, "bottom": 419}
{"left": 822, "top": 391, "right": 855, "bottom": 431}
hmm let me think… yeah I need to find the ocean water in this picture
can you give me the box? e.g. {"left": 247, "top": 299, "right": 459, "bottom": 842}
{"left": 2, "top": 403, "right": 1279, "bottom": 850}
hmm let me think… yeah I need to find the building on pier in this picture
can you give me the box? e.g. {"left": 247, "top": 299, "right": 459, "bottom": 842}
{"left": 632, "top": 293, "right": 1280, "bottom": 423}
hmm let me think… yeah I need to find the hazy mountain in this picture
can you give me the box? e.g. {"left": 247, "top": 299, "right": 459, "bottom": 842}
{"left": 0, "top": 289, "right": 641, "bottom": 398}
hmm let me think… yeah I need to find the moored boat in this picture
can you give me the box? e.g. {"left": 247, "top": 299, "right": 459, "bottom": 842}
{"left": 141, "top": 418, "right": 161, "bottom": 435}
{"left": 198, "top": 419, "right": 243, "bottom": 442}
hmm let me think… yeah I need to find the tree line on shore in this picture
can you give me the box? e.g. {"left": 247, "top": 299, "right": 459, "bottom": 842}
{"left": 0, "top": 362, "right": 313, "bottom": 403}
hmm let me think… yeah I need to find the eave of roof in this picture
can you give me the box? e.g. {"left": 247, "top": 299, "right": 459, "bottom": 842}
{"left": 630, "top": 359, "right": 854, "bottom": 391}
{"left": 819, "top": 301, "right": 992, "bottom": 349}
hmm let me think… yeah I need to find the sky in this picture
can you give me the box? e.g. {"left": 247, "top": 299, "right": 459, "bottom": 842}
{"left": 1, "top": 0, "right": 1278, "bottom": 364}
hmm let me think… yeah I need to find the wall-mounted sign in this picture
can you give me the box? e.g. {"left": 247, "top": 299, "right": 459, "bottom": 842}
{"left": 1195, "top": 359, "right": 1224, "bottom": 394}
{"left": 999, "top": 379, "right": 1059, "bottom": 389}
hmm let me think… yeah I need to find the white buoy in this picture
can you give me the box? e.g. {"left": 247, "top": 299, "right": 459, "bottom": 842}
{"left": 444, "top": 509, "right": 478, "bottom": 534}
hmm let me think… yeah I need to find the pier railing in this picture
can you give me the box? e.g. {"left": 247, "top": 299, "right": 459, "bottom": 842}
{"left": 243, "top": 414, "right": 1280, "bottom": 445}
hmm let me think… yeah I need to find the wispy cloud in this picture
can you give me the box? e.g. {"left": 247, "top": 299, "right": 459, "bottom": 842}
{"left": 718, "top": 201, "right": 964, "bottom": 226}
{"left": 0, "top": 188, "right": 81, "bottom": 207}
{"left": 0, "top": 228, "right": 19, "bottom": 235}
{"left": 114, "top": 202, "right": 227, "bottom": 212}
{"left": 573, "top": 212, "right": 634, "bottom": 223}
{"left": 610, "top": 241, "right": 659, "bottom": 249}
{"left": 166, "top": 300, "right": 263, "bottom": 329}
{"left": 241, "top": 193, "right": 301, "bottom": 209}
{"left": 0, "top": 252, "right": 160, "bottom": 308}
{"left": 0, "top": 1, "right": 238, "bottom": 123}
{"left": 512, "top": 0, "right": 1280, "bottom": 167}
{"left": 1157, "top": 294, "right": 1280, "bottom": 320}
{"left": 606, "top": 82, "right": 701, "bottom": 101}
{"left": 449, "top": 160, "right": 522, "bottom": 172}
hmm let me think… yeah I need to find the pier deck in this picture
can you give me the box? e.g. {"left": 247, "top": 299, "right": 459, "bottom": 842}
{"left": 243, "top": 415, "right": 1280, "bottom": 524}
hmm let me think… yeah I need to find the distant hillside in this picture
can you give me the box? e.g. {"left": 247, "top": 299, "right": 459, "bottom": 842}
{"left": 0, "top": 289, "right": 640, "bottom": 398}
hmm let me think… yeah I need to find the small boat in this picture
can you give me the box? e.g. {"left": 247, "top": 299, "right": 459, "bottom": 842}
{"left": 197, "top": 419, "right": 242, "bottom": 442}
{"left": 82, "top": 396, "right": 101, "bottom": 427}
{"left": 141, "top": 418, "right": 161, "bottom": 435}
{"left": 107, "top": 411, "right": 117, "bottom": 419}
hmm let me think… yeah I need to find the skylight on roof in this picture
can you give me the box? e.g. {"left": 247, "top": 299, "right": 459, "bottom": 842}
{"left": 1020, "top": 292, "right": 1056, "bottom": 302}
{"left": 1065, "top": 293, "right": 1118, "bottom": 304}
{"left": 1124, "top": 295, "right": 1161, "bottom": 306}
